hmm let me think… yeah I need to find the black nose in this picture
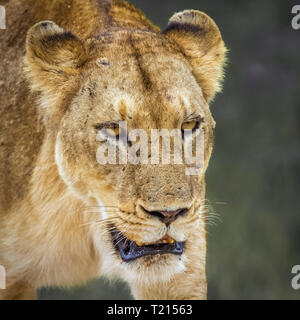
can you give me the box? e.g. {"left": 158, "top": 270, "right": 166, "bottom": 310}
{"left": 141, "top": 206, "right": 188, "bottom": 225}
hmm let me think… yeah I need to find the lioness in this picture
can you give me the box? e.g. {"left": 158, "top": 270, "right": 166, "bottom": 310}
{"left": 0, "top": 0, "right": 226, "bottom": 299}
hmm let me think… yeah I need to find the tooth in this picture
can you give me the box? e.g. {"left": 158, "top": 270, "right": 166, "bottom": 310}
{"left": 136, "top": 241, "right": 143, "bottom": 246}
{"left": 167, "top": 236, "right": 175, "bottom": 244}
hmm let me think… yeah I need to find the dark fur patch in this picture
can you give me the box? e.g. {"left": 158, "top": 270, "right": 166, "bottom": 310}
{"left": 97, "top": 0, "right": 114, "bottom": 28}
{"left": 163, "top": 22, "right": 204, "bottom": 35}
{"left": 128, "top": 35, "right": 152, "bottom": 90}
{"left": 41, "top": 22, "right": 50, "bottom": 28}
{"left": 43, "top": 31, "right": 77, "bottom": 45}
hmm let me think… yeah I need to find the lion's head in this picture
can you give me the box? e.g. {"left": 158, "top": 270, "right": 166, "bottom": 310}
{"left": 24, "top": 10, "right": 226, "bottom": 283}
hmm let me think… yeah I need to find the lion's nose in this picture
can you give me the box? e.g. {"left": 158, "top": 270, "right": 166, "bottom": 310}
{"left": 141, "top": 206, "right": 188, "bottom": 225}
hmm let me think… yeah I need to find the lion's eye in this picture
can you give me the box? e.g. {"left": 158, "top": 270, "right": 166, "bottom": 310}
{"left": 181, "top": 120, "right": 201, "bottom": 133}
{"left": 181, "top": 118, "right": 204, "bottom": 139}
{"left": 95, "top": 123, "right": 120, "bottom": 139}
{"left": 105, "top": 126, "right": 120, "bottom": 138}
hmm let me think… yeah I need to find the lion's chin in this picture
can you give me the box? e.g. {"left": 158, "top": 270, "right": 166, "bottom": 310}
{"left": 120, "top": 252, "right": 187, "bottom": 285}
{"left": 93, "top": 224, "right": 187, "bottom": 284}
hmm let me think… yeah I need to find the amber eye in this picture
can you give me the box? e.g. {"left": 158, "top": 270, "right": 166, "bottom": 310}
{"left": 181, "top": 120, "right": 201, "bottom": 133}
{"left": 95, "top": 123, "right": 120, "bottom": 139}
{"left": 105, "top": 125, "right": 120, "bottom": 138}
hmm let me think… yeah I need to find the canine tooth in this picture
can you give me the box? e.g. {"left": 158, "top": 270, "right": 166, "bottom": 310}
{"left": 136, "top": 241, "right": 143, "bottom": 246}
{"left": 167, "top": 236, "right": 175, "bottom": 244}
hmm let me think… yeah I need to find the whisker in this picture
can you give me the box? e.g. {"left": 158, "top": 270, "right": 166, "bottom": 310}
{"left": 86, "top": 206, "right": 119, "bottom": 209}
{"left": 114, "top": 235, "right": 128, "bottom": 247}
{"left": 80, "top": 217, "right": 119, "bottom": 228}
{"left": 83, "top": 210, "right": 119, "bottom": 214}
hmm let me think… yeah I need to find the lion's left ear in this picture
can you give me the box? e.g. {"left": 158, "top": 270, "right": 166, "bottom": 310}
{"left": 24, "top": 21, "right": 87, "bottom": 95}
{"left": 163, "top": 10, "right": 227, "bottom": 102}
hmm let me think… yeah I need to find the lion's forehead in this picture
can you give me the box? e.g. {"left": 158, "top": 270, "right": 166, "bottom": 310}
{"left": 92, "top": 48, "right": 201, "bottom": 91}
{"left": 73, "top": 32, "right": 208, "bottom": 125}
{"left": 86, "top": 32, "right": 203, "bottom": 92}
{"left": 84, "top": 65, "right": 204, "bottom": 121}
{"left": 84, "top": 86, "right": 205, "bottom": 128}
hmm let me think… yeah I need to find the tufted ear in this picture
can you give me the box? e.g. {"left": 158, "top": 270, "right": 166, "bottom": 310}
{"left": 163, "top": 10, "right": 227, "bottom": 102}
{"left": 24, "top": 21, "right": 87, "bottom": 95}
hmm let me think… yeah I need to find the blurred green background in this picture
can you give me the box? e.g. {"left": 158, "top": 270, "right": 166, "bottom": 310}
{"left": 39, "top": 0, "right": 300, "bottom": 300}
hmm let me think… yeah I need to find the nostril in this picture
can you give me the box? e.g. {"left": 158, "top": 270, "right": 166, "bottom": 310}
{"left": 140, "top": 206, "right": 188, "bottom": 224}
{"left": 140, "top": 206, "right": 164, "bottom": 220}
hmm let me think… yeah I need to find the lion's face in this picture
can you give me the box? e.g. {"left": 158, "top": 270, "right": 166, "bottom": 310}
{"left": 24, "top": 11, "right": 226, "bottom": 281}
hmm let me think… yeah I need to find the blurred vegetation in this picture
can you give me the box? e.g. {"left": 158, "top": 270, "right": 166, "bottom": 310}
{"left": 39, "top": 0, "right": 300, "bottom": 299}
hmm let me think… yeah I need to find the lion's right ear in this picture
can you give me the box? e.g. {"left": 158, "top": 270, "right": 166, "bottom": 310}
{"left": 24, "top": 21, "right": 87, "bottom": 95}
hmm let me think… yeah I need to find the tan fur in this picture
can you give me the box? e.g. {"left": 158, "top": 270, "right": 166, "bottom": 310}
{"left": 0, "top": 0, "right": 226, "bottom": 299}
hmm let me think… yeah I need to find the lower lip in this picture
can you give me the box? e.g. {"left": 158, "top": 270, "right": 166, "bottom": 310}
{"left": 110, "top": 228, "right": 185, "bottom": 262}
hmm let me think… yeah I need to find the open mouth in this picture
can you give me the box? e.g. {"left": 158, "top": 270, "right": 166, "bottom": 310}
{"left": 111, "top": 227, "right": 185, "bottom": 262}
